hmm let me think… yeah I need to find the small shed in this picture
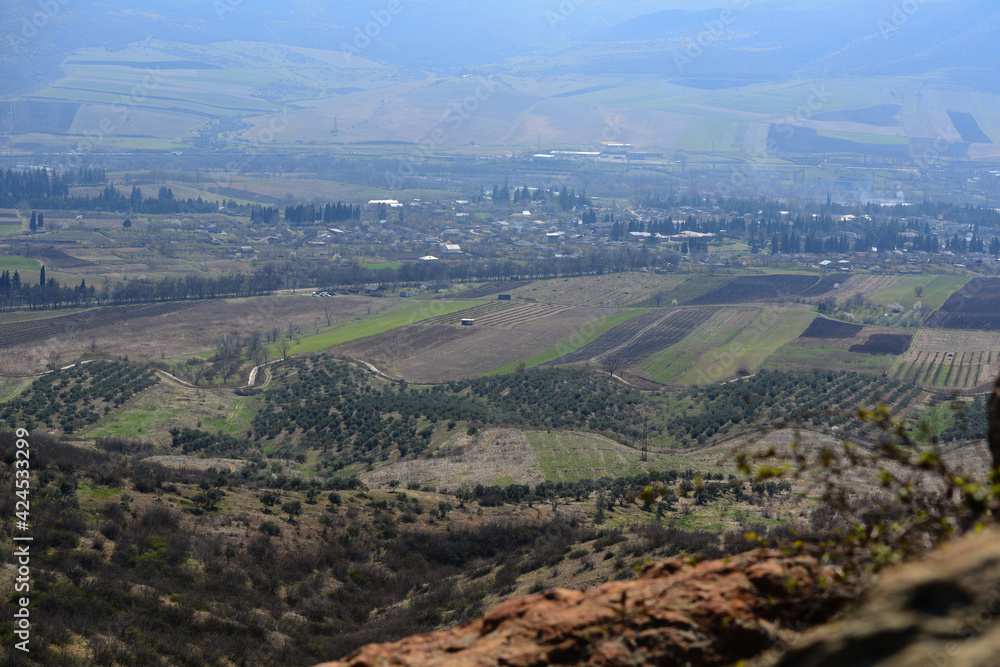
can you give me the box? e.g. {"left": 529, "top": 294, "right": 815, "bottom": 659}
{"left": 498, "top": 294, "right": 512, "bottom": 301}
{"left": 461, "top": 319, "right": 475, "bottom": 326}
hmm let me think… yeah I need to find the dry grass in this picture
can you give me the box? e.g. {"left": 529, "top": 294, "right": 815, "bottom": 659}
{"left": 363, "top": 429, "right": 545, "bottom": 490}
{"left": 0, "top": 294, "right": 377, "bottom": 375}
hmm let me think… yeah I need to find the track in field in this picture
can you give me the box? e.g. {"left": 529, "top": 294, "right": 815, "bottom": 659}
{"left": 455, "top": 281, "right": 532, "bottom": 299}
{"left": 547, "top": 308, "right": 720, "bottom": 368}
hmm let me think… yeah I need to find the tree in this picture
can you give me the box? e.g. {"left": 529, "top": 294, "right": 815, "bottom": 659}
{"left": 260, "top": 491, "right": 279, "bottom": 512}
{"left": 388, "top": 480, "right": 400, "bottom": 492}
{"left": 36, "top": 213, "right": 43, "bottom": 229}
{"left": 282, "top": 500, "right": 302, "bottom": 520}
{"left": 29, "top": 212, "right": 37, "bottom": 232}
{"left": 123, "top": 219, "right": 132, "bottom": 228}
{"left": 600, "top": 355, "right": 623, "bottom": 378}
{"left": 39, "top": 265, "right": 45, "bottom": 287}
{"left": 914, "top": 285, "right": 924, "bottom": 297}
{"left": 278, "top": 339, "right": 291, "bottom": 360}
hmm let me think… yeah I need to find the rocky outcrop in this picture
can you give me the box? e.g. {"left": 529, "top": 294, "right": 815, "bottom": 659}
{"left": 761, "top": 526, "right": 1000, "bottom": 667}
{"left": 315, "top": 550, "right": 846, "bottom": 667}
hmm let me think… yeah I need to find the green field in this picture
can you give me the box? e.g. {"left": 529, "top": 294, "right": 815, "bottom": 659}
{"left": 280, "top": 300, "right": 483, "bottom": 356}
{"left": 674, "top": 308, "right": 815, "bottom": 384}
{"left": 868, "top": 275, "right": 970, "bottom": 311}
{"left": 0, "top": 255, "right": 42, "bottom": 283}
{"left": 764, "top": 339, "right": 897, "bottom": 375}
{"left": 84, "top": 383, "right": 260, "bottom": 443}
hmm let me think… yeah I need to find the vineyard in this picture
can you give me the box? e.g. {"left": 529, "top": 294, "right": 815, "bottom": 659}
{"left": 0, "top": 301, "right": 197, "bottom": 348}
{"left": 685, "top": 274, "right": 825, "bottom": 305}
{"left": 665, "top": 369, "right": 923, "bottom": 446}
{"left": 418, "top": 302, "right": 511, "bottom": 325}
{"left": 923, "top": 278, "right": 1000, "bottom": 330}
{"left": 549, "top": 308, "right": 719, "bottom": 367}
{"left": 893, "top": 330, "right": 1000, "bottom": 389}
{"left": 0, "top": 360, "right": 159, "bottom": 433}
{"left": 799, "top": 317, "right": 864, "bottom": 339}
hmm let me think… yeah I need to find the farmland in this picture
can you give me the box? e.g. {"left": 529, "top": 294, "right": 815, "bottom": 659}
{"left": 892, "top": 329, "right": 1000, "bottom": 390}
{"left": 548, "top": 308, "right": 720, "bottom": 368}
{"left": 849, "top": 333, "right": 913, "bottom": 356}
{"left": 800, "top": 317, "right": 863, "bottom": 339}
{"left": 867, "top": 275, "right": 970, "bottom": 311}
{"left": 333, "top": 306, "right": 619, "bottom": 382}
{"left": 0, "top": 294, "right": 380, "bottom": 375}
{"left": 923, "top": 278, "right": 1000, "bottom": 330}
{"left": 685, "top": 274, "right": 828, "bottom": 305}
{"left": 511, "top": 273, "right": 688, "bottom": 308}
{"left": 0, "top": 302, "right": 196, "bottom": 349}
{"left": 641, "top": 308, "right": 762, "bottom": 385}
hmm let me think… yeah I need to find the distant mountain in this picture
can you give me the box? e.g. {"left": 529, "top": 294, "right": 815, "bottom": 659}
{"left": 2, "top": 0, "right": 996, "bottom": 96}
{"left": 524, "top": 0, "right": 1000, "bottom": 91}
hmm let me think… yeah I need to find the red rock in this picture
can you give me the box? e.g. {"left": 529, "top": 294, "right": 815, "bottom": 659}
{"left": 314, "top": 550, "right": 846, "bottom": 667}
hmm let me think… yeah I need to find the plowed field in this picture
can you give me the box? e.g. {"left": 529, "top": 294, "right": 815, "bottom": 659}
{"left": 548, "top": 308, "right": 720, "bottom": 368}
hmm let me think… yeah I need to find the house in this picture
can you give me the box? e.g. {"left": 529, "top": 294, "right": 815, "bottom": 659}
{"left": 400, "top": 291, "right": 413, "bottom": 298}
{"left": 442, "top": 244, "right": 462, "bottom": 254}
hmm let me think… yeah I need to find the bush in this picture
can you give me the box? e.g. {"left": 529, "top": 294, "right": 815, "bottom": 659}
{"left": 260, "top": 521, "right": 281, "bottom": 537}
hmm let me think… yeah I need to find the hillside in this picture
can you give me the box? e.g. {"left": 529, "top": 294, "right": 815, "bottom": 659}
{"left": 4, "top": 1, "right": 1000, "bottom": 154}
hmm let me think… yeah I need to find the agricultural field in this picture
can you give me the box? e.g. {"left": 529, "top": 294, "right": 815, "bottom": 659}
{"left": 849, "top": 333, "right": 913, "bottom": 356}
{"left": 0, "top": 294, "right": 379, "bottom": 375}
{"left": 799, "top": 317, "right": 863, "bottom": 338}
{"left": 669, "top": 308, "right": 817, "bottom": 385}
{"left": 892, "top": 330, "right": 1000, "bottom": 390}
{"left": 511, "top": 273, "right": 687, "bottom": 308}
{"left": 655, "top": 274, "right": 733, "bottom": 305}
{"left": 0, "top": 302, "right": 195, "bottom": 350}
{"left": 832, "top": 274, "right": 898, "bottom": 307}
{"left": 548, "top": 308, "right": 720, "bottom": 368}
{"left": 867, "top": 275, "right": 970, "bottom": 311}
{"left": 333, "top": 306, "right": 619, "bottom": 382}
{"left": 685, "top": 274, "right": 828, "bottom": 305}
{"left": 640, "top": 308, "right": 762, "bottom": 385}
{"left": 923, "top": 278, "right": 1000, "bottom": 330}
